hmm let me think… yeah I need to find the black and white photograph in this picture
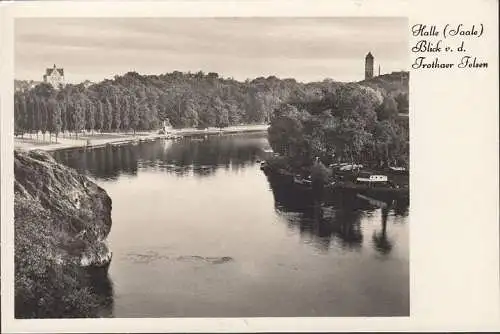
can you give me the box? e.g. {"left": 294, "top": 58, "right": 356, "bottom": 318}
{"left": 2, "top": 1, "right": 499, "bottom": 332}
{"left": 11, "top": 16, "right": 410, "bottom": 319}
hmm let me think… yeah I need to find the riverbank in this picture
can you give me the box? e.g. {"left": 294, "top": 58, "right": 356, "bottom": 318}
{"left": 261, "top": 157, "right": 409, "bottom": 202}
{"left": 14, "top": 124, "right": 270, "bottom": 152}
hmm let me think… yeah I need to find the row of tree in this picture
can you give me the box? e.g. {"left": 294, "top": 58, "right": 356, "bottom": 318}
{"left": 15, "top": 90, "right": 160, "bottom": 140}
{"left": 14, "top": 71, "right": 409, "bottom": 139}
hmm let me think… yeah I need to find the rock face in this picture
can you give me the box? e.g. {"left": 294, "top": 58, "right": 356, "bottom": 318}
{"left": 15, "top": 149, "right": 112, "bottom": 266}
{"left": 15, "top": 149, "right": 114, "bottom": 318}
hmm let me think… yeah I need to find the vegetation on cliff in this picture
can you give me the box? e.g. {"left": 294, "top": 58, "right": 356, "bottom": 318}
{"left": 15, "top": 150, "right": 113, "bottom": 318}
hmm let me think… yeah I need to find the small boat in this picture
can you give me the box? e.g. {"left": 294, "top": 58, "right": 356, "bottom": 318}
{"left": 389, "top": 166, "right": 406, "bottom": 172}
{"left": 328, "top": 181, "right": 409, "bottom": 200}
{"left": 293, "top": 175, "right": 312, "bottom": 186}
{"left": 387, "top": 166, "right": 409, "bottom": 175}
{"left": 356, "top": 172, "right": 388, "bottom": 184}
{"left": 339, "top": 164, "right": 364, "bottom": 171}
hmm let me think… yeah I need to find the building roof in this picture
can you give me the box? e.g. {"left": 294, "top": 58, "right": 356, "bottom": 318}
{"left": 366, "top": 52, "right": 374, "bottom": 59}
{"left": 45, "top": 64, "right": 64, "bottom": 77}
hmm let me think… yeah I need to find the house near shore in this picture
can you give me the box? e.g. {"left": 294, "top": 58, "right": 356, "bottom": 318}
{"left": 43, "top": 64, "right": 65, "bottom": 89}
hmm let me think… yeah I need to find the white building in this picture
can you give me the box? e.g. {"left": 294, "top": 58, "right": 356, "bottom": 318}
{"left": 43, "top": 64, "right": 65, "bottom": 88}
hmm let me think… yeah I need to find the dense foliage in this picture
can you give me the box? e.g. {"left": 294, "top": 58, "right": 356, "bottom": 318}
{"left": 267, "top": 73, "right": 409, "bottom": 170}
{"left": 14, "top": 71, "right": 408, "bottom": 139}
{"left": 15, "top": 197, "right": 112, "bottom": 318}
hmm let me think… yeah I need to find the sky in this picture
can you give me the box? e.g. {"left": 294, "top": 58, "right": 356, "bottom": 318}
{"left": 15, "top": 17, "right": 408, "bottom": 84}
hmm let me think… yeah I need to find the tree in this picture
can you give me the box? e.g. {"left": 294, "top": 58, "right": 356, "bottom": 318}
{"left": 138, "top": 102, "right": 151, "bottom": 131}
{"left": 95, "top": 100, "right": 104, "bottom": 133}
{"left": 120, "top": 96, "right": 130, "bottom": 132}
{"left": 39, "top": 99, "right": 48, "bottom": 142}
{"left": 14, "top": 94, "right": 27, "bottom": 137}
{"left": 25, "top": 97, "right": 34, "bottom": 138}
{"left": 377, "top": 96, "right": 398, "bottom": 121}
{"left": 32, "top": 98, "right": 42, "bottom": 140}
{"left": 73, "top": 100, "right": 85, "bottom": 137}
{"left": 112, "top": 95, "right": 121, "bottom": 131}
{"left": 65, "top": 101, "right": 76, "bottom": 135}
{"left": 60, "top": 101, "right": 67, "bottom": 134}
{"left": 46, "top": 99, "right": 57, "bottom": 141}
{"left": 53, "top": 101, "right": 62, "bottom": 142}
{"left": 85, "top": 100, "right": 95, "bottom": 134}
{"left": 129, "top": 96, "right": 140, "bottom": 134}
{"left": 216, "top": 106, "right": 229, "bottom": 128}
{"left": 395, "top": 92, "right": 409, "bottom": 114}
{"left": 104, "top": 99, "right": 113, "bottom": 132}
{"left": 148, "top": 101, "right": 159, "bottom": 130}
{"left": 268, "top": 105, "right": 310, "bottom": 165}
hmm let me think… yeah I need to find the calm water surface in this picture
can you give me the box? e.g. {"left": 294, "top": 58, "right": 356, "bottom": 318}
{"left": 53, "top": 132, "right": 409, "bottom": 317}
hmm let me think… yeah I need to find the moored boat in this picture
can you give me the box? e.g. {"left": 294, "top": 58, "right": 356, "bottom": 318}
{"left": 327, "top": 180, "right": 409, "bottom": 200}
{"left": 293, "top": 175, "right": 312, "bottom": 187}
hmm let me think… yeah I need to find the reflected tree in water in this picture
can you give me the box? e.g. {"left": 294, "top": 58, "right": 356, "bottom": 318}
{"left": 52, "top": 133, "right": 268, "bottom": 180}
{"left": 267, "top": 175, "right": 365, "bottom": 252}
{"left": 372, "top": 206, "right": 394, "bottom": 255}
{"left": 267, "top": 172, "right": 409, "bottom": 254}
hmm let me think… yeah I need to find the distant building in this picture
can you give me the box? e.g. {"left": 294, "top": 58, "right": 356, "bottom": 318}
{"left": 43, "top": 64, "right": 65, "bottom": 88}
{"left": 365, "top": 52, "right": 374, "bottom": 80}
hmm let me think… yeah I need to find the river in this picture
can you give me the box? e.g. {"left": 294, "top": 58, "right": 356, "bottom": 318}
{"left": 52, "top": 132, "right": 409, "bottom": 317}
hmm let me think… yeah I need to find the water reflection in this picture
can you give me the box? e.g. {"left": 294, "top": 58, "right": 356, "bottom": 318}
{"left": 86, "top": 270, "right": 114, "bottom": 318}
{"left": 266, "top": 174, "right": 408, "bottom": 255}
{"left": 48, "top": 132, "right": 408, "bottom": 317}
{"left": 372, "top": 207, "right": 394, "bottom": 255}
{"left": 52, "top": 133, "right": 270, "bottom": 180}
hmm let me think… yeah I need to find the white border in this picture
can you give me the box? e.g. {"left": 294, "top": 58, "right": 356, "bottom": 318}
{"left": 2, "top": 0, "right": 499, "bottom": 332}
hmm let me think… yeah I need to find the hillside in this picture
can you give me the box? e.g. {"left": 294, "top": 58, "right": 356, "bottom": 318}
{"left": 359, "top": 71, "right": 409, "bottom": 114}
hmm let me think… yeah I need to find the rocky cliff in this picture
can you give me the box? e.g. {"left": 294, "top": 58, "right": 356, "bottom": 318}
{"left": 14, "top": 149, "right": 113, "bottom": 318}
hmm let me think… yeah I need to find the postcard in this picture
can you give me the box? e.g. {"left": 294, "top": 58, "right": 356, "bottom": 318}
{"left": 1, "top": 0, "right": 498, "bottom": 332}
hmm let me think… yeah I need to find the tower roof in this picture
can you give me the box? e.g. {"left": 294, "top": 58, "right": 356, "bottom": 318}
{"left": 366, "top": 52, "right": 374, "bottom": 59}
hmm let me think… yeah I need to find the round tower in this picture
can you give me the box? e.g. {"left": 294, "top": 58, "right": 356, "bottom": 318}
{"left": 365, "top": 52, "right": 374, "bottom": 80}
